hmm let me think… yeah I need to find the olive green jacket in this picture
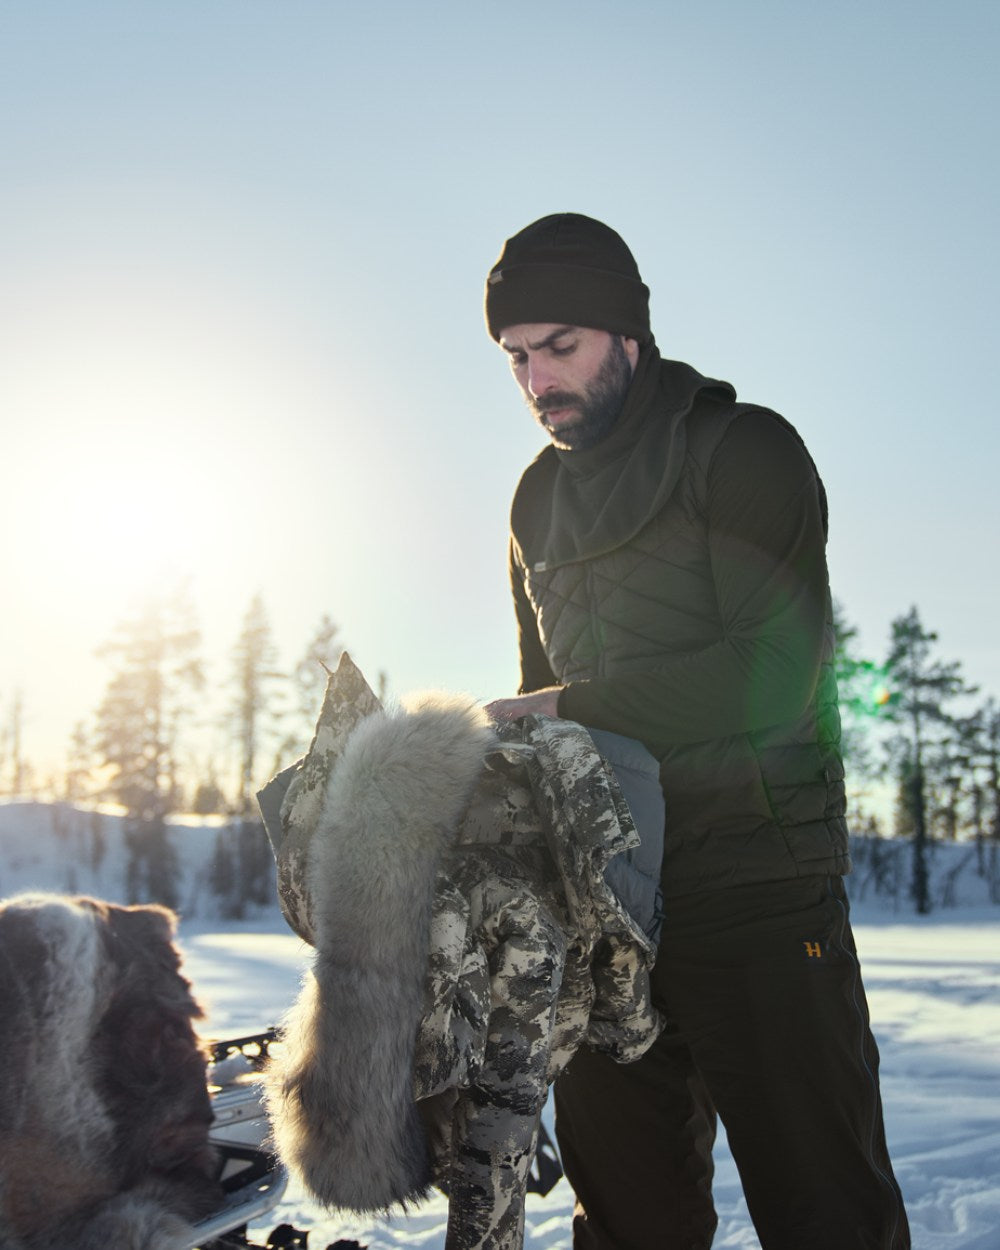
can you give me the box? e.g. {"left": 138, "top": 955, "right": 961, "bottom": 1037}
{"left": 510, "top": 350, "right": 850, "bottom": 897}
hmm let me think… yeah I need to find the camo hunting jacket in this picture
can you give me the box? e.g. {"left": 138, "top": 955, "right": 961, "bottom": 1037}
{"left": 260, "top": 654, "right": 664, "bottom": 1250}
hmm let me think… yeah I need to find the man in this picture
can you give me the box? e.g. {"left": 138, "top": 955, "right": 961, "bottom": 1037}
{"left": 483, "top": 213, "right": 909, "bottom": 1250}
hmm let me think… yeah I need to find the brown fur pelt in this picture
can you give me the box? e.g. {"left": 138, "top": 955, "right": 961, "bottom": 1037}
{"left": 0, "top": 893, "right": 221, "bottom": 1250}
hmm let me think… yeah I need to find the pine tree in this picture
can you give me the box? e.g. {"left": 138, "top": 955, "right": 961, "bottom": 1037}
{"left": 963, "top": 699, "right": 1000, "bottom": 886}
{"left": 288, "top": 613, "right": 343, "bottom": 753}
{"left": 208, "top": 819, "right": 275, "bottom": 918}
{"left": 89, "top": 810, "right": 106, "bottom": 873}
{"left": 1, "top": 689, "right": 26, "bottom": 796}
{"left": 881, "top": 606, "right": 977, "bottom": 913}
{"left": 209, "top": 826, "right": 239, "bottom": 915}
{"left": 984, "top": 701, "right": 1000, "bottom": 845}
{"left": 93, "top": 585, "right": 203, "bottom": 905}
{"left": 984, "top": 701, "right": 1000, "bottom": 903}
{"left": 228, "top": 593, "right": 285, "bottom": 814}
{"left": 832, "top": 600, "right": 890, "bottom": 786}
{"left": 192, "top": 764, "right": 226, "bottom": 815}
{"left": 236, "top": 817, "right": 275, "bottom": 908}
{"left": 63, "top": 721, "right": 93, "bottom": 804}
{"left": 927, "top": 712, "right": 984, "bottom": 841}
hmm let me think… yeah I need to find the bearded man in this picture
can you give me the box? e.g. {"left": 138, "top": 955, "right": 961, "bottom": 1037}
{"left": 483, "top": 213, "right": 909, "bottom": 1250}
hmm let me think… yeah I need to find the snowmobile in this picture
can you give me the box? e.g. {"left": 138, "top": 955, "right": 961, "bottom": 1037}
{"left": 191, "top": 1030, "right": 563, "bottom": 1250}
{"left": 189, "top": 1030, "right": 292, "bottom": 1250}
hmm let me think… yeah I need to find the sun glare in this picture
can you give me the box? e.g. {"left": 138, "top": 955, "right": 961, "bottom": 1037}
{"left": 11, "top": 378, "right": 241, "bottom": 629}
{"left": 4, "top": 273, "right": 271, "bottom": 636}
{"left": 62, "top": 471, "right": 200, "bottom": 580}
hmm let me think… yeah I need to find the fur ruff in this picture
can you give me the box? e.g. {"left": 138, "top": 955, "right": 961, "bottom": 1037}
{"left": 268, "top": 692, "right": 494, "bottom": 1212}
{"left": 0, "top": 893, "right": 220, "bottom": 1250}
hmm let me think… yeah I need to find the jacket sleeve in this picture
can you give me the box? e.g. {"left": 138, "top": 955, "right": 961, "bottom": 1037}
{"left": 557, "top": 411, "right": 831, "bottom": 755}
{"left": 510, "top": 538, "right": 560, "bottom": 695}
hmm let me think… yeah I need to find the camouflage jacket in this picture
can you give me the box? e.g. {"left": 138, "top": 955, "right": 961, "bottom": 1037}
{"left": 260, "top": 654, "right": 664, "bottom": 1250}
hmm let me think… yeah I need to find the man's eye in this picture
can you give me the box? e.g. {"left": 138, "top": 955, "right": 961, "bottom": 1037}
{"left": 509, "top": 353, "right": 526, "bottom": 368}
{"left": 551, "top": 343, "right": 576, "bottom": 357}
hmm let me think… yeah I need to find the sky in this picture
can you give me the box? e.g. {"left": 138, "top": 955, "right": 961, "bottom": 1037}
{"left": 2, "top": 0, "right": 998, "bottom": 788}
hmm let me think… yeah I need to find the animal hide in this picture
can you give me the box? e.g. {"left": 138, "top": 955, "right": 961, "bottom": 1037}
{"left": 0, "top": 893, "right": 220, "bottom": 1250}
{"left": 268, "top": 690, "right": 495, "bottom": 1213}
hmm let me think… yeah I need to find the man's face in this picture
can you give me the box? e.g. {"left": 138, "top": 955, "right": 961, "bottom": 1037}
{"left": 499, "top": 323, "right": 639, "bottom": 451}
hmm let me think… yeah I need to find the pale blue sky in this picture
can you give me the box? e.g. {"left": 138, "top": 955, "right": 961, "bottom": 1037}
{"left": 2, "top": 1, "right": 997, "bottom": 783}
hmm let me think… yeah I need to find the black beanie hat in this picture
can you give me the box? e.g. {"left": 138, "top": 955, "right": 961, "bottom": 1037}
{"left": 484, "top": 213, "right": 651, "bottom": 344}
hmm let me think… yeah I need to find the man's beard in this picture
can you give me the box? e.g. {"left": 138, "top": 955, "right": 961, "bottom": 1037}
{"left": 531, "top": 336, "right": 633, "bottom": 451}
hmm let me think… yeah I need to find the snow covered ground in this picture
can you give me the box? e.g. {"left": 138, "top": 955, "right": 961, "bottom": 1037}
{"left": 1, "top": 801, "right": 997, "bottom": 1248}
{"left": 181, "top": 897, "right": 1000, "bottom": 1250}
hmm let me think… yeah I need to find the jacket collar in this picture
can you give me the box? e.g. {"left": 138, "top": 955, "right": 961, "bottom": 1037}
{"left": 511, "top": 345, "right": 736, "bottom": 570}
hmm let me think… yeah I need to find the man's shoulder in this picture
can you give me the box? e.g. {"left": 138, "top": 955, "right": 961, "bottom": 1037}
{"left": 708, "top": 405, "right": 829, "bottom": 533}
{"left": 716, "top": 405, "right": 819, "bottom": 470}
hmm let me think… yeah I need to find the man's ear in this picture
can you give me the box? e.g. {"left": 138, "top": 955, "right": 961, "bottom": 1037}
{"left": 623, "top": 337, "right": 640, "bottom": 372}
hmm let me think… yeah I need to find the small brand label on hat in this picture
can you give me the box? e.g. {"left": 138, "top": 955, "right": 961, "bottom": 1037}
{"left": 488, "top": 270, "right": 504, "bottom": 284}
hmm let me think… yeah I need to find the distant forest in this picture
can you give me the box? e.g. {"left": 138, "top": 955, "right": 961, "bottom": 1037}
{"left": 0, "top": 586, "right": 385, "bottom": 817}
{"left": 1, "top": 587, "right": 997, "bottom": 916}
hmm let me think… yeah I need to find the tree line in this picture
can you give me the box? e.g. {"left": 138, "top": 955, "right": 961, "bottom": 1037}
{"left": 835, "top": 603, "right": 998, "bottom": 911}
{"left": 0, "top": 584, "right": 380, "bottom": 914}
{"left": 1, "top": 592, "right": 996, "bottom": 915}
{"left": 71, "top": 586, "right": 362, "bottom": 819}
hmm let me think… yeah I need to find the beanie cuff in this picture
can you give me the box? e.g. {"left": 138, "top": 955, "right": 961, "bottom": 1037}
{"left": 485, "top": 262, "right": 651, "bottom": 344}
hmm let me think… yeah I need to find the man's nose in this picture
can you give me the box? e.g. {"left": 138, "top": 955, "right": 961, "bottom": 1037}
{"left": 527, "top": 356, "right": 557, "bottom": 398}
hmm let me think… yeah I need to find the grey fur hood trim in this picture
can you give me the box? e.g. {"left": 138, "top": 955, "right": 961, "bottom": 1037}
{"left": 268, "top": 691, "right": 494, "bottom": 1212}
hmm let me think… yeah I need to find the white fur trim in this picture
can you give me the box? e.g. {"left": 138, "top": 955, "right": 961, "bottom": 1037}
{"left": 269, "top": 694, "right": 493, "bottom": 1211}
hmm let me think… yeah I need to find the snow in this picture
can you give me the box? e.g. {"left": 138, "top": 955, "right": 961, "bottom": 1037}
{"left": 181, "top": 908, "right": 1000, "bottom": 1249}
{"left": 1, "top": 800, "right": 998, "bottom": 1248}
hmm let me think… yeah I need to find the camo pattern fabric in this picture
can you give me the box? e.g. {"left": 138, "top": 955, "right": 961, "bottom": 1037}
{"left": 414, "top": 716, "right": 663, "bottom": 1250}
{"left": 262, "top": 651, "right": 383, "bottom": 944}
{"left": 260, "top": 656, "right": 663, "bottom": 1250}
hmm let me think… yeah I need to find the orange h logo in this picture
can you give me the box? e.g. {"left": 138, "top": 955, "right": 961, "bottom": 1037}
{"left": 804, "top": 941, "right": 823, "bottom": 958}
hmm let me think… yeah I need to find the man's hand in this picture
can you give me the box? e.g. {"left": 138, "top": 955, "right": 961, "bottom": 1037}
{"left": 485, "top": 687, "right": 563, "bottom": 723}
